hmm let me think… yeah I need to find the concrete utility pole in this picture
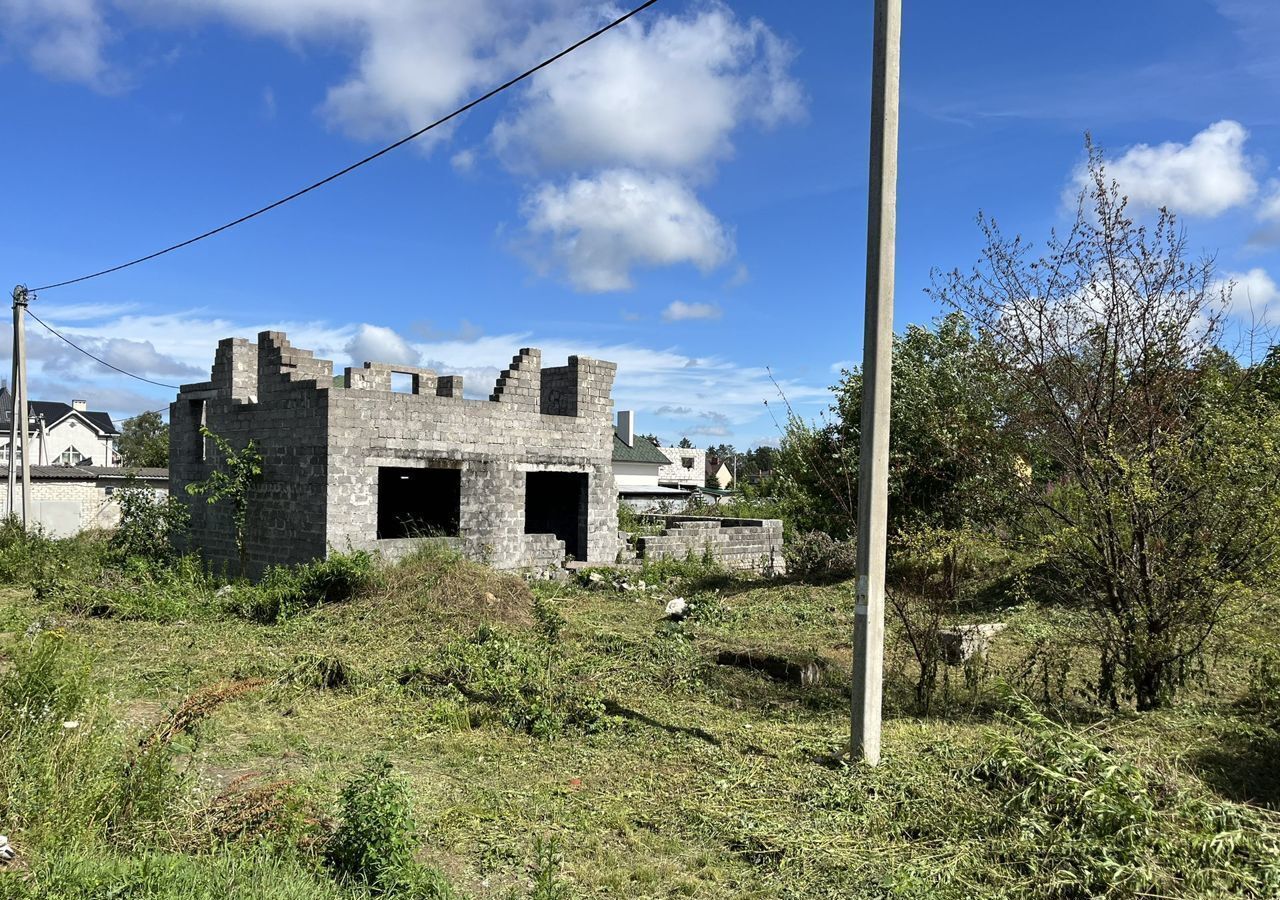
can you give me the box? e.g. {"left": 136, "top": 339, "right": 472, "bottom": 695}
{"left": 10, "top": 286, "right": 32, "bottom": 526}
{"left": 7, "top": 287, "right": 25, "bottom": 519}
{"left": 851, "top": 0, "right": 901, "bottom": 766}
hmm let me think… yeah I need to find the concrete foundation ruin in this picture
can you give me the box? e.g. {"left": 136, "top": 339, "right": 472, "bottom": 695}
{"left": 170, "top": 331, "right": 619, "bottom": 575}
{"left": 626, "top": 515, "right": 786, "bottom": 575}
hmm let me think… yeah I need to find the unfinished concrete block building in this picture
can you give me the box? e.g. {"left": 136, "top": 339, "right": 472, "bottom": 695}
{"left": 170, "top": 331, "right": 619, "bottom": 575}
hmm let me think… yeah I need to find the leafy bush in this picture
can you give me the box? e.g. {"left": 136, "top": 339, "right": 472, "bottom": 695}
{"left": 54, "top": 554, "right": 213, "bottom": 622}
{"left": 530, "top": 835, "right": 568, "bottom": 900}
{"left": 326, "top": 755, "right": 453, "bottom": 896}
{"left": 111, "top": 484, "right": 189, "bottom": 564}
{"left": 222, "top": 550, "right": 379, "bottom": 623}
{"left": 784, "top": 530, "right": 857, "bottom": 581}
{"left": 0, "top": 517, "right": 106, "bottom": 591}
{"left": 0, "top": 512, "right": 210, "bottom": 623}
{"left": 327, "top": 755, "right": 415, "bottom": 887}
{"left": 616, "top": 504, "right": 664, "bottom": 537}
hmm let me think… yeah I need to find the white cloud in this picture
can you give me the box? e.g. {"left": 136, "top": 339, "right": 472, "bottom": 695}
{"left": 1251, "top": 182, "right": 1280, "bottom": 247}
{"left": 24, "top": 328, "right": 202, "bottom": 380}
{"left": 450, "top": 148, "right": 477, "bottom": 174}
{"left": 661, "top": 301, "right": 722, "bottom": 322}
{"left": 7, "top": 1, "right": 802, "bottom": 288}
{"left": 492, "top": 2, "right": 802, "bottom": 174}
{"left": 345, "top": 323, "right": 420, "bottom": 367}
{"left": 10, "top": 309, "right": 828, "bottom": 436}
{"left": 1085, "top": 120, "right": 1257, "bottom": 216}
{"left": 128, "top": 0, "right": 557, "bottom": 146}
{"left": 0, "top": 0, "right": 115, "bottom": 89}
{"left": 1260, "top": 181, "right": 1280, "bottom": 221}
{"left": 523, "top": 169, "right": 734, "bottom": 292}
{"left": 1223, "top": 267, "right": 1280, "bottom": 322}
{"left": 36, "top": 301, "right": 137, "bottom": 321}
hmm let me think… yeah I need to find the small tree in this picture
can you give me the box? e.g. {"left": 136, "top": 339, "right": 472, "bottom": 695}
{"left": 112, "top": 482, "right": 189, "bottom": 564}
{"left": 186, "top": 427, "right": 262, "bottom": 577}
{"left": 118, "top": 411, "right": 169, "bottom": 468}
{"left": 931, "top": 142, "right": 1280, "bottom": 710}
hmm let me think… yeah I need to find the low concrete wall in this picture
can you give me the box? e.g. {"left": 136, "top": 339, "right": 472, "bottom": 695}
{"left": 372, "top": 532, "right": 564, "bottom": 570}
{"left": 634, "top": 515, "right": 785, "bottom": 575}
{"left": 1, "top": 478, "right": 168, "bottom": 537}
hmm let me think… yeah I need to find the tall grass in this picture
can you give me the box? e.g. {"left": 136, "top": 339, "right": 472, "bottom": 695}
{"left": 0, "top": 629, "right": 458, "bottom": 899}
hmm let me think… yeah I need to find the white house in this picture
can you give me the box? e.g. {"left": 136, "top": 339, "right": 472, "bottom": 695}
{"left": 611, "top": 411, "right": 695, "bottom": 512}
{"left": 657, "top": 446, "right": 706, "bottom": 490}
{"left": 706, "top": 456, "right": 734, "bottom": 490}
{"left": 0, "top": 388, "right": 121, "bottom": 467}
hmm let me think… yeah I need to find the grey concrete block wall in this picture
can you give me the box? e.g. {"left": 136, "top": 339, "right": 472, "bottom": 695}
{"left": 634, "top": 515, "right": 786, "bottom": 575}
{"left": 171, "top": 331, "right": 619, "bottom": 576}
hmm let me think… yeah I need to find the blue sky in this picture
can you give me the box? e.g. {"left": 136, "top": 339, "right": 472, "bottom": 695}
{"left": 2, "top": 0, "right": 1278, "bottom": 449}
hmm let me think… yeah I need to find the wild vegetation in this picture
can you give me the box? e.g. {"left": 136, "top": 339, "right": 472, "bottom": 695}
{"left": 118, "top": 411, "right": 170, "bottom": 469}
{"left": 2, "top": 504, "right": 1279, "bottom": 897}
{"left": 3, "top": 152, "right": 1279, "bottom": 897}
{"left": 772, "top": 149, "right": 1280, "bottom": 713}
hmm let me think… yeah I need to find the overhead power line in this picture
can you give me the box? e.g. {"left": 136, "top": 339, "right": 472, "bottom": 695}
{"left": 31, "top": 0, "right": 661, "bottom": 293}
{"left": 25, "top": 309, "right": 181, "bottom": 389}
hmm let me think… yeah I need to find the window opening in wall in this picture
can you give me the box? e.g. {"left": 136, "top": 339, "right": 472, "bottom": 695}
{"left": 188, "top": 399, "right": 207, "bottom": 462}
{"left": 390, "top": 372, "right": 414, "bottom": 394}
{"left": 682, "top": 456, "right": 694, "bottom": 468}
{"left": 524, "top": 471, "right": 588, "bottom": 561}
{"left": 377, "top": 466, "right": 461, "bottom": 539}
{"left": 58, "top": 446, "right": 90, "bottom": 465}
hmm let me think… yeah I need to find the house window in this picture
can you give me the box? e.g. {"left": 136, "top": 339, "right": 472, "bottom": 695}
{"left": 377, "top": 466, "right": 461, "bottom": 538}
{"left": 58, "top": 446, "right": 90, "bottom": 465}
{"left": 682, "top": 456, "right": 694, "bottom": 469}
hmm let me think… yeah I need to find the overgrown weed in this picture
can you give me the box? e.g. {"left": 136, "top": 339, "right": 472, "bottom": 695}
{"left": 979, "top": 692, "right": 1280, "bottom": 898}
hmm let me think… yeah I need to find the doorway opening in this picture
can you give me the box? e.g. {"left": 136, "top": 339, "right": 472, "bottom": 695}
{"left": 524, "top": 471, "right": 588, "bottom": 561}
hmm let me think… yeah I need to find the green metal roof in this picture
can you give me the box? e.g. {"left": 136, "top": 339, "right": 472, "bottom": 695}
{"left": 612, "top": 432, "right": 670, "bottom": 465}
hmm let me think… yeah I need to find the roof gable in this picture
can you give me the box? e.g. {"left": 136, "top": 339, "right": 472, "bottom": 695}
{"left": 0, "top": 399, "right": 119, "bottom": 436}
{"left": 612, "top": 432, "right": 669, "bottom": 465}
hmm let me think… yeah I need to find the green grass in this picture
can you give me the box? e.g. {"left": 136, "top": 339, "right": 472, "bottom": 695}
{"left": 2, "top": 541, "right": 1279, "bottom": 898}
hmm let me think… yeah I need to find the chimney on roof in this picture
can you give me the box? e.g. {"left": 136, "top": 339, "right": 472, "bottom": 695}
{"left": 617, "top": 410, "right": 634, "bottom": 447}
{"left": 72, "top": 400, "right": 87, "bottom": 412}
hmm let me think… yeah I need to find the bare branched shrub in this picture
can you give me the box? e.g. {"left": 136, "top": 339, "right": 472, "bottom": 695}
{"left": 932, "top": 140, "right": 1280, "bottom": 710}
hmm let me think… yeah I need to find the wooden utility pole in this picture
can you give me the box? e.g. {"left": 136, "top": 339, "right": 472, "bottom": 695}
{"left": 851, "top": 0, "right": 901, "bottom": 765}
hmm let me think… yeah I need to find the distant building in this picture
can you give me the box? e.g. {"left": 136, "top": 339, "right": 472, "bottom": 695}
{"left": 0, "top": 466, "right": 168, "bottom": 536}
{"left": 657, "top": 446, "right": 706, "bottom": 490}
{"left": 612, "top": 411, "right": 694, "bottom": 511}
{"left": 0, "top": 387, "right": 121, "bottom": 467}
{"left": 706, "top": 456, "right": 733, "bottom": 490}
